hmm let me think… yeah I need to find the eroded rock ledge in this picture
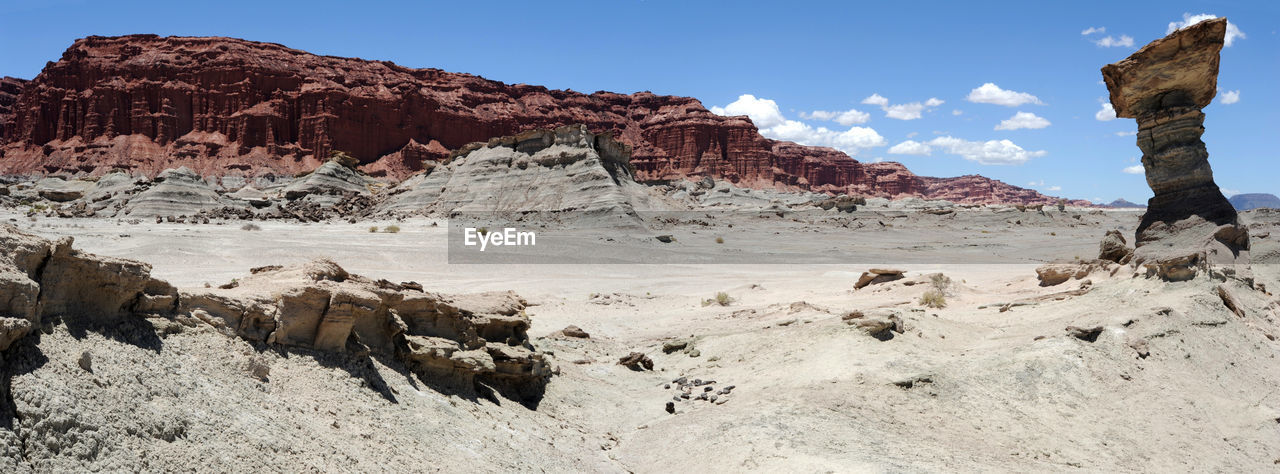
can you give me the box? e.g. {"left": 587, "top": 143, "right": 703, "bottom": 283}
{"left": 0, "top": 225, "right": 552, "bottom": 404}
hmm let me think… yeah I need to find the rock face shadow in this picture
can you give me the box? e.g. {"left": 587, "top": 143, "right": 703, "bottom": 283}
{"left": 0, "top": 334, "right": 48, "bottom": 430}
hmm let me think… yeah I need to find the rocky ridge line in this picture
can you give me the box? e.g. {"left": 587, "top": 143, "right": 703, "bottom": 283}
{"left": 0, "top": 34, "right": 1082, "bottom": 205}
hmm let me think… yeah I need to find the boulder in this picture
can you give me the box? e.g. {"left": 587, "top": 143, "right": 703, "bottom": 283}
{"left": 1098, "top": 230, "right": 1134, "bottom": 264}
{"left": 855, "top": 268, "right": 905, "bottom": 289}
{"left": 662, "top": 339, "right": 690, "bottom": 354}
{"left": 561, "top": 325, "right": 590, "bottom": 338}
{"left": 845, "top": 310, "right": 904, "bottom": 340}
{"left": 618, "top": 352, "right": 654, "bottom": 371}
{"left": 1036, "top": 261, "right": 1110, "bottom": 287}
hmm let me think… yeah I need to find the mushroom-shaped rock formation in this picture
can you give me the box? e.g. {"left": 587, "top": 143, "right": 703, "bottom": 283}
{"left": 1101, "top": 17, "right": 1249, "bottom": 277}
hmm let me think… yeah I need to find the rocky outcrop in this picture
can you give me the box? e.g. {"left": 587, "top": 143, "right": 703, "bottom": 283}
{"left": 1035, "top": 261, "right": 1112, "bottom": 287}
{"left": 180, "top": 260, "right": 552, "bottom": 402}
{"left": 0, "top": 225, "right": 552, "bottom": 402}
{"left": 1098, "top": 230, "right": 1134, "bottom": 264}
{"left": 123, "top": 167, "right": 234, "bottom": 216}
{"left": 0, "top": 77, "right": 25, "bottom": 144}
{"left": 0, "top": 35, "right": 1075, "bottom": 205}
{"left": 1101, "top": 17, "right": 1249, "bottom": 274}
{"left": 382, "top": 124, "right": 650, "bottom": 217}
{"left": 0, "top": 225, "right": 177, "bottom": 350}
{"left": 854, "top": 268, "right": 905, "bottom": 290}
{"left": 281, "top": 160, "right": 373, "bottom": 201}
{"left": 33, "top": 177, "right": 93, "bottom": 202}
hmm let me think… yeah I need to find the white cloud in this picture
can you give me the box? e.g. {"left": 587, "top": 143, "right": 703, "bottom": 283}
{"left": 951, "top": 109, "right": 963, "bottom": 116}
{"left": 884, "top": 103, "right": 927, "bottom": 120}
{"left": 1219, "top": 89, "right": 1240, "bottom": 104}
{"left": 1029, "top": 180, "right": 1044, "bottom": 186}
{"left": 800, "top": 108, "right": 871, "bottom": 125}
{"left": 861, "top": 94, "right": 889, "bottom": 107}
{"left": 887, "top": 140, "right": 932, "bottom": 156}
{"left": 905, "top": 131, "right": 919, "bottom": 138}
{"left": 710, "top": 94, "right": 786, "bottom": 128}
{"left": 1082, "top": 26, "right": 1105, "bottom": 35}
{"left": 1095, "top": 102, "right": 1117, "bottom": 121}
{"left": 926, "top": 136, "right": 1047, "bottom": 165}
{"left": 1167, "top": 13, "right": 1245, "bottom": 47}
{"left": 859, "top": 93, "right": 943, "bottom": 120}
{"left": 966, "top": 83, "right": 1044, "bottom": 107}
{"left": 1122, "top": 165, "right": 1144, "bottom": 174}
{"left": 1222, "top": 188, "right": 1240, "bottom": 197}
{"left": 1114, "top": 131, "right": 1136, "bottom": 137}
{"left": 994, "top": 111, "right": 1051, "bottom": 130}
{"left": 1094, "top": 35, "right": 1135, "bottom": 47}
{"left": 1046, "top": 186, "right": 1062, "bottom": 192}
{"left": 766, "top": 120, "right": 887, "bottom": 153}
{"left": 710, "top": 94, "right": 887, "bottom": 155}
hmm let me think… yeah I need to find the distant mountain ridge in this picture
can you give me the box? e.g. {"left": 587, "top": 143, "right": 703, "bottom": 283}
{"left": 1102, "top": 198, "right": 1146, "bottom": 208}
{"left": 1229, "top": 193, "right": 1280, "bottom": 211}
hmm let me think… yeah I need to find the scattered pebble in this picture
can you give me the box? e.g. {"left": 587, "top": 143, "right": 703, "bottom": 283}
{"left": 77, "top": 350, "right": 92, "bottom": 373}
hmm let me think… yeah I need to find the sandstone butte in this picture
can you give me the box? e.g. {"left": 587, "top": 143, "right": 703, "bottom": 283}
{"left": 0, "top": 35, "right": 1085, "bottom": 205}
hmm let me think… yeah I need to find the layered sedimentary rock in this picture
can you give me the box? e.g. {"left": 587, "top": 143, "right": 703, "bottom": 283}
{"left": 0, "top": 225, "right": 177, "bottom": 350}
{"left": 1101, "top": 17, "right": 1249, "bottom": 274}
{"left": 281, "top": 159, "right": 375, "bottom": 203}
{"left": 0, "top": 34, "right": 1075, "bottom": 205}
{"left": 0, "top": 77, "right": 26, "bottom": 144}
{"left": 123, "top": 166, "right": 234, "bottom": 216}
{"left": 181, "top": 260, "right": 552, "bottom": 401}
{"left": 0, "top": 225, "right": 552, "bottom": 401}
{"left": 382, "top": 124, "right": 652, "bottom": 217}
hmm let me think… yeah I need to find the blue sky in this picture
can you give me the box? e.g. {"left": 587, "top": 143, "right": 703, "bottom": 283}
{"left": 2, "top": 0, "right": 1275, "bottom": 203}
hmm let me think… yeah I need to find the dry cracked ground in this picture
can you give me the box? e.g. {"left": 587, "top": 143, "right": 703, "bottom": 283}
{"left": 2, "top": 207, "right": 1280, "bottom": 472}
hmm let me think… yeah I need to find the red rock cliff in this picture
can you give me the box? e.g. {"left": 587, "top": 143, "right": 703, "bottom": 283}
{"left": 0, "top": 76, "right": 27, "bottom": 144}
{"left": 0, "top": 35, "right": 1079, "bottom": 205}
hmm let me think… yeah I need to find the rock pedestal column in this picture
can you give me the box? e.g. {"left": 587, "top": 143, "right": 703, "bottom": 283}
{"left": 1101, "top": 17, "right": 1249, "bottom": 278}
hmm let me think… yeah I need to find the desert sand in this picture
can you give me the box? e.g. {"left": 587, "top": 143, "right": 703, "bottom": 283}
{"left": 2, "top": 205, "right": 1277, "bottom": 472}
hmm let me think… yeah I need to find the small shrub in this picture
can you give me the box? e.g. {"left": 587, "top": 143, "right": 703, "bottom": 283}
{"left": 477, "top": 227, "right": 489, "bottom": 236}
{"left": 702, "top": 292, "right": 734, "bottom": 307}
{"left": 368, "top": 226, "right": 379, "bottom": 233}
{"left": 919, "top": 289, "right": 946, "bottom": 308}
{"left": 384, "top": 225, "right": 400, "bottom": 233}
{"left": 1056, "top": 198, "right": 1066, "bottom": 212}
{"left": 715, "top": 237, "right": 724, "bottom": 244}
{"left": 929, "top": 273, "right": 951, "bottom": 293}
{"left": 240, "top": 223, "right": 261, "bottom": 231}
